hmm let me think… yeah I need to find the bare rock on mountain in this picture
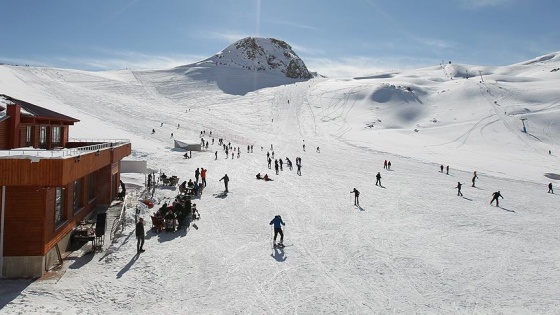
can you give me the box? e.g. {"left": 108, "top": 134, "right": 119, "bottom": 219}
{"left": 207, "top": 37, "right": 313, "bottom": 79}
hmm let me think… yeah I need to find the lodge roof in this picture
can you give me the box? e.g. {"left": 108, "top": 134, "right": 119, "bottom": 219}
{"left": 0, "top": 94, "right": 80, "bottom": 123}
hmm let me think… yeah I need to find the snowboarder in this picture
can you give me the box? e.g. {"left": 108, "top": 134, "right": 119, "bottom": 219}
{"left": 136, "top": 218, "right": 145, "bottom": 253}
{"left": 375, "top": 172, "right": 382, "bottom": 186}
{"left": 548, "top": 182, "right": 554, "bottom": 194}
{"left": 472, "top": 171, "right": 478, "bottom": 187}
{"left": 269, "top": 215, "right": 285, "bottom": 247}
{"left": 490, "top": 191, "right": 503, "bottom": 207}
{"left": 455, "top": 182, "right": 463, "bottom": 196}
{"left": 219, "top": 174, "right": 230, "bottom": 192}
{"left": 351, "top": 188, "right": 360, "bottom": 206}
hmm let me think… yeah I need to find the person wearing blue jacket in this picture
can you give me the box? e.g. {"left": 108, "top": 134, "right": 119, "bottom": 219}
{"left": 269, "top": 215, "right": 285, "bottom": 246}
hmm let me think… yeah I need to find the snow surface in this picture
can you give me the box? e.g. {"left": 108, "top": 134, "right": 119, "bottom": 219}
{"left": 1, "top": 51, "right": 560, "bottom": 314}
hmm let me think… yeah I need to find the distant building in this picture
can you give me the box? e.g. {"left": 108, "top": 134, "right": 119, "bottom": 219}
{"left": 0, "top": 94, "right": 131, "bottom": 278}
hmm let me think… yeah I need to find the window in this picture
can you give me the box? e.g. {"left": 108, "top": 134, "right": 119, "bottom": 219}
{"left": 73, "top": 179, "right": 83, "bottom": 212}
{"left": 52, "top": 126, "right": 61, "bottom": 146}
{"left": 26, "top": 126, "right": 32, "bottom": 146}
{"left": 55, "top": 188, "right": 65, "bottom": 225}
{"left": 88, "top": 173, "right": 96, "bottom": 201}
{"left": 39, "top": 126, "right": 47, "bottom": 147}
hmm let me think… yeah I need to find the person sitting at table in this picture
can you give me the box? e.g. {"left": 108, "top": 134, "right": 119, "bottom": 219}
{"left": 187, "top": 179, "right": 194, "bottom": 188}
{"left": 164, "top": 210, "right": 176, "bottom": 232}
{"left": 179, "top": 181, "right": 187, "bottom": 194}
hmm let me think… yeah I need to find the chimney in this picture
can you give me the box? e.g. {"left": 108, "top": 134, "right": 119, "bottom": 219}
{"left": 7, "top": 104, "right": 21, "bottom": 149}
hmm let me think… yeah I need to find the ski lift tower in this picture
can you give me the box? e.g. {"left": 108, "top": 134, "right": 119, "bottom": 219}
{"left": 521, "top": 118, "right": 527, "bottom": 133}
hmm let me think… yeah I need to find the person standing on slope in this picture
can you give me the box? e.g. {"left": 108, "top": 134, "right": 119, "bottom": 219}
{"left": 136, "top": 218, "right": 145, "bottom": 253}
{"left": 490, "top": 191, "right": 503, "bottom": 207}
{"left": 350, "top": 188, "right": 360, "bottom": 206}
{"left": 472, "top": 171, "right": 478, "bottom": 187}
{"left": 269, "top": 215, "right": 285, "bottom": 247}
{"left": 375, "top": 172, "right": 382, "bottom": 186}
{"left": 548, "top": 182, "right": 554, "bottom": 194}
{"left": 455, "top": 182, "right": 463, "bottom": 196}
{"left": 219, "top": 174, "right": 230, "bottom": 192}
{"left": 201, "top": 168, "right": 207, "bottom": 187}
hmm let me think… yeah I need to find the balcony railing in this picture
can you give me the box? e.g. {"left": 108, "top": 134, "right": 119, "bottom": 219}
{"left": 0, "top": 139, "right": 130, "bottom": 158}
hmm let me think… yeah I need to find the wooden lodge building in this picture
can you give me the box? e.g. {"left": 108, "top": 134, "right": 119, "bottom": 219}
{"left": 0, "top": 94, "right": 131, "bottom": 278}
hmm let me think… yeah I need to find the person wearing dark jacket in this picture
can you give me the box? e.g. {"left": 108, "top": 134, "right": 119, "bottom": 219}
{"left": 375, "top": 172, "right": 382, "bottom": 186}
{"left": 455, "top": 182, "right": 463, "bottom": 196}
{"left": 351, "top": 188, "right": 360, "bottom": 206}
{"left": 136, "top": 218, "right": 145, "bottom": 253}
{"left": 269, "top": 215, "right": 285, "bottom": 246}
{"left": 490, "top": 191, "right": 503, "bottom": 206}
{"left": 548, "top": 182, "right": 554, "bottom": 194}
{"left": 219, "top": 174, "right": 230, "bottom": 192}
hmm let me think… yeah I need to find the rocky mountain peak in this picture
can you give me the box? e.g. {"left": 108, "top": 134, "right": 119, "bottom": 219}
{"left": 207, "top": 37, "right": 313, "bottom": 79}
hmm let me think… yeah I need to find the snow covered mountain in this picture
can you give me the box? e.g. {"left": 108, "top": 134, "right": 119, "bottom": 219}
{"left": 1, "top": 48, "right": 560, "bottom": 313}
{"left": 197, "top": 37, "right": 313, "bottom": 79}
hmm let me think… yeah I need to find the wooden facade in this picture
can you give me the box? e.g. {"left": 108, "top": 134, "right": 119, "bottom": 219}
{"left": 0, "top": 95, "right": 131, "bottom": 277}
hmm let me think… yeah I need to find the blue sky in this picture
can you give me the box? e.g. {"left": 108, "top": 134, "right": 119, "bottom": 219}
{"left": 1, "top": 0, "right": 558, "bottom": 77}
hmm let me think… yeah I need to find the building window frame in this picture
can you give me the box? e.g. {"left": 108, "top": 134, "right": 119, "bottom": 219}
{"left": 73, "top": 179, "right": 83, "bottom": 213}
{"left": 52, "top": 126, "right": 61, "bottom": 147}
{"left": 39, "top": 126, "right": 47, "bottom": 148}
{"left": 25, "top": 126, "right": 33, "bottom": 146}
{"left": 55, "top": 187, "right": 65, "bottom": 227}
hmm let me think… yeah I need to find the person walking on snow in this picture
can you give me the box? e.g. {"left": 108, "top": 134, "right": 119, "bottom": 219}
{"left": 455, "top": 182, "right": 463, "bottom": 196}
{"left": 269, "top": 215, "right": 285, "bottom": 246}
{"left": 136, "top": 218, "right": 145, "bottom": 253}
{"left": 490, "top": 191, "right": 503, "bottom": 207}
{"left": 219, "top": 174, "right": 230, "bottom": 192}
{"left": 375, "top": 172, "right": 382, "bottom": 186}
{"left": 472, "top": 171, "right": 478, "bottom": 187}
{"left": 351, "top": 188, "right": 360, "bottom": 206}
{"left": 548, "top": 182, "right": 554, "bottom": 194}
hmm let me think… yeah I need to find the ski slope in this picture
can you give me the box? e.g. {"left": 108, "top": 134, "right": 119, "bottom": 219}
{"left": 1, "top": 53, "right": 560, "bottom": 314}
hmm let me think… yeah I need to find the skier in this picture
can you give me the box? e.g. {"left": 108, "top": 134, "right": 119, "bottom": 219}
{"left": 490, "top": 191, "right": 503, "bottom": 207}
{"left": 136, "top": 218, "right": 145, "bottom": 253}
{"left": 375, "top": 172, "right": 382, "bottom": 186}
{"left": 455, "top": 182, "right": 463, "bottom": 196}
{"left": 269, "top": 215, "right": 285, "bottom": 247}
{"left": 350, "top": 188, "right": 360, "bottom": 206}
{"left": 472, "top": 171, "right": 478, "bottom": 187}
{"left": 548, "top": 182, "right": 554, "bottom": 194}
{"left": 219, "top": 174, "right": 230, "bottom": 192}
